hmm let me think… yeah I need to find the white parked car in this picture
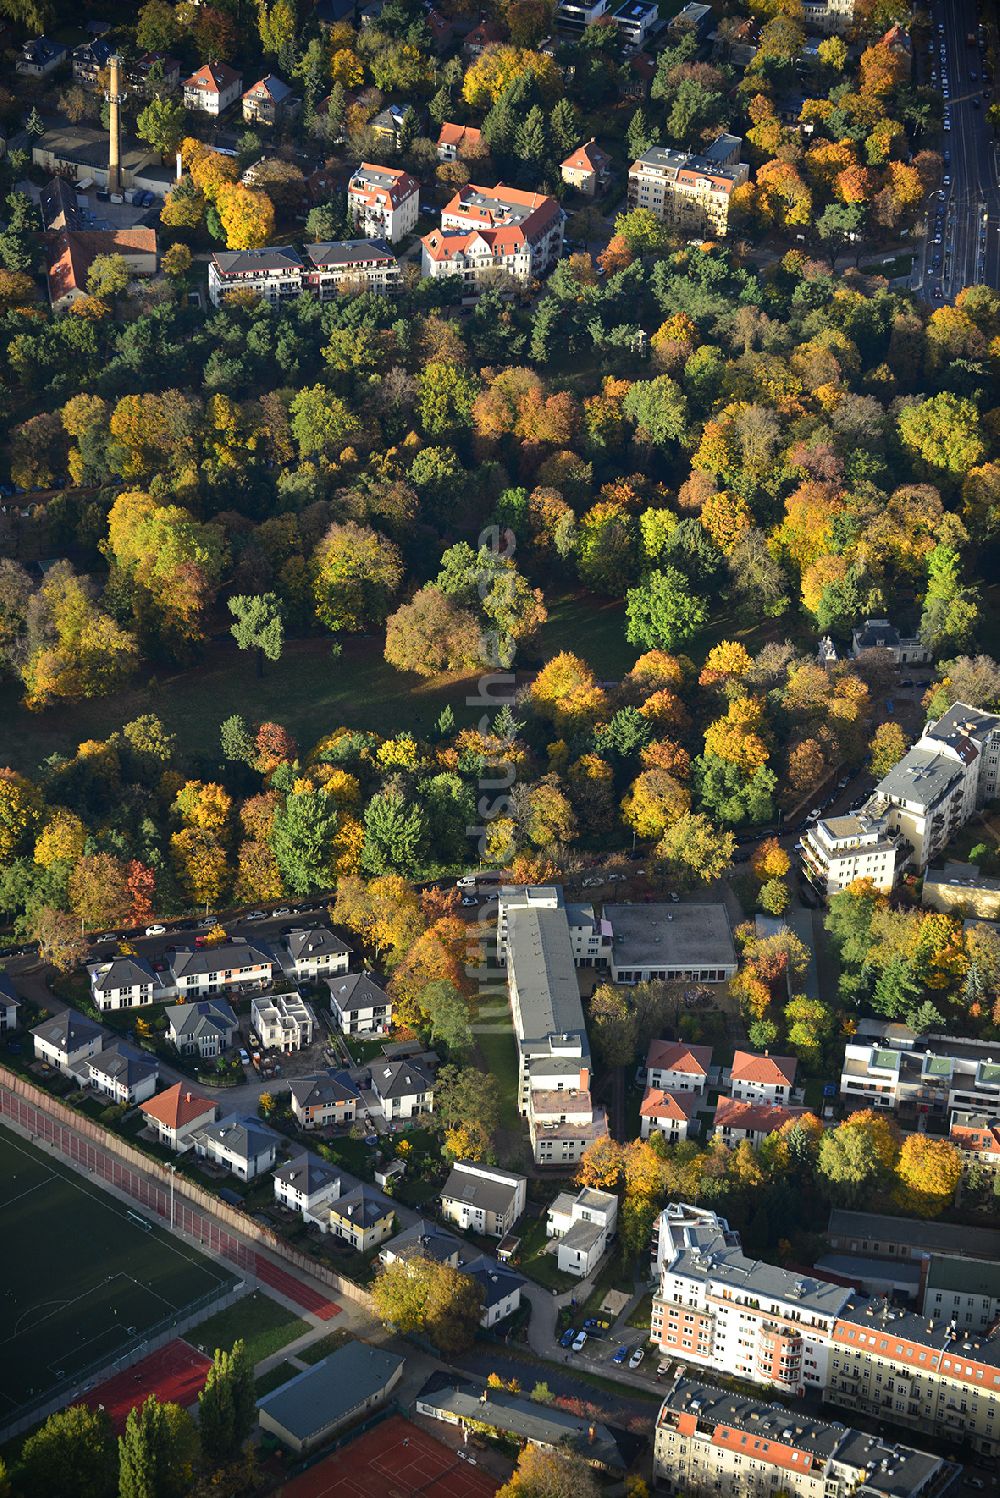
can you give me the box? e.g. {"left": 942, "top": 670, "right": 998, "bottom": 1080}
{"left": 145, "top": 924, "right": 166, "bottom": 936}
{"left": 239, "top": 1048, "right": 250, "bottom": 1065}
{"left": 572, "top": 1330, "right": 588, "bottom": 1352}
{"left": 629, "top": 1347, "right": 645, "bottom": 1369}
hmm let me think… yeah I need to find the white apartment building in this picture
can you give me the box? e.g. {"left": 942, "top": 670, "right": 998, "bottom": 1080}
{"left": 651, "top": 1204, "right": 852, "bottom": 1396}
{"left": 347, "top": 164, "right": 420, "bottom": 242}
{"left": 840, "top": 1031, "right": 1000, "bottom": 1120}
{"left": 627, "top": 143, "right": 749, "bottom": 238}
{"left": 496, "top": 885, "right": 608, "bottom": 967}
{"left": 208, "top": 246, "right": 304, "bottom": 307}
{"left": 800, "top": 0, "right": 855, "bottom": 33}
{"left": 436, "top": 184, "right": 565, "bottom": 279}
{"left": 800, "top": 812, "right": 900, "bottom": 897}
{"left": 654, "top": 1377, "right": 960, "bottom": 1498}
{"left": 251, "top": 992, "right": 315, "bottom": 1052}
{"left": 208, "top": 241, "right": 401, "bottom": 307}
{"left": 547, "top": 1186, "right": 618, "bottom": 1276}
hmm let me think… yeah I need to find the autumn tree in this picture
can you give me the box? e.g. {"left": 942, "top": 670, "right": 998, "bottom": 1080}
{"left": 527, "top": 652, "right": 609, "bottom": 734}
{"left": 68, "top": 853, "right": 130, "bottom": 931}
{"left": 372, "top": 1255, "right": 484, "bottom": 1354}
{"left": 895, "top": 1135, "right": 962, "bottom": 1218}
{"left": 436, "top": 1063, "right": 501, "bottom": 1161}
{"left": 655, "top": 812, "right": 735, "bottom": 885}
{"left": 228, "top": 593, "right": 284, "bottom": 678}
{"left": 30, "top": 907, "right": 89, "bottom": 972}
{"left": 384, "top": 586, "right": 483, "bottom": 676}
{"left": 312, "top": 522, "right": 404, "bottom": 633}
{"left": 869, "top": 720, "right": 908, "bottom": 779}
{"left": 576, "top": 1135, "right": 624, "bottom": 1190}
{"left": 496, "top": 1443, "right": 600, "bottom": 1498}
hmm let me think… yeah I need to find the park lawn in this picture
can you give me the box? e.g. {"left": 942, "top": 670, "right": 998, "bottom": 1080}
{"left": 537, "top": 593, "right": 636, "bottom": 681}
{"left": 187, "top": 1291, "right": 310, "bottom": 1366}
{"left": 0, "top": 633, "right": 482, "bottom": 776}
{"left": 254, "top": 1360, "right": 300, "bottom": 1397}
{"left": 475, "top": 1027, "right": 521, "bottom": 1132}
{"left": 297, "top": 1328, "right": 352, "bottom": 1365}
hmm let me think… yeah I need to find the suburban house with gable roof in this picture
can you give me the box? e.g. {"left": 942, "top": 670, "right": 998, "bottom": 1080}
{"left": 347, "top": 163, "right": 419, "bottom": 242}
{"left": 371, "top": 1059, "right": 434, "bottom": 1121}
{"left": 169, "top": 940, "right": 273, "bottom": 998}
{"left": 0, "top": 972, "right": 20, "bottom": 1033}
{"left": 440, "top": 1161, "right": 527, "bottom": 1238}
{"left": 327, "top": 1184, "right": 395, "bottom": 1249}
{"left": 165, "top": 998, "right": 238, "bottom": 1059}
{"left": 289, "top": 1073, "right": 358, "bottom": 1130}
{"left": 17, "top": 37, "right": 67, "bottom": 76}
{"left": 140, "top": 1083, "right": 217, "bottom": 1151}
{"left": 32, "top": 1010, "right": 104, "bottom": 1072}
{"left": 273, "top": 1151, "right": 342, "bottom": 1216}
{"left": 327, "top": 972, "right": 391, "bottom": 1035}
{"left": 46, "top": 229, "right": 158, "bottom": 314}
{"left": 728, "top": 1050, "right": 798, "bottom": 1104}
{"left": 646, "top": 1039, "right": 713, "bottom": 1094}
{"left": 640, "top": 1088, "right": 700, "bottom": 1142}
{"left": 436, "top": 121, "right": 482, "bottom": 161}
{"left": 184, "top": 60, "right": 243, "bottom": 114}
{"left": 560, "top": 138, "right": 612, "bottom": 196}
{"left": 546, "top": 1186, "right": 618, "bottom": 1277}
{"left": 712, "top": 1097, "right": 811, "bottom": 1145}
{"left": 242, "top": 73, "right": 297, "bottom": 126}
{"left": 86, "top": 1043, "right": 158, "bottom": 1106}
{"left": 278, "top": 926, "right": 351, "bottom": 981}
{"left": 88, "top": 954, "right": 158, "bottom": 1012}
{"left": 71, "top": 36, "right": 113, "bottom": 87}
{"left": 192, "top": 1114, "right": 280, "bottom": 1179}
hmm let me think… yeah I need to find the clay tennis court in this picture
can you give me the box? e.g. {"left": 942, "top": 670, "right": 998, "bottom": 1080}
{"left": 82, "top": 1339, "right": 212, "bottom": 1432}
{"left": 275, "top": 1415, "right": 499, "bottom": 1498}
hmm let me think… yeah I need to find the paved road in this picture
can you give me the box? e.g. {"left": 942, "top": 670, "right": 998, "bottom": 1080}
{"left": 917, "top": 0, "right": 999, "bottom": 301}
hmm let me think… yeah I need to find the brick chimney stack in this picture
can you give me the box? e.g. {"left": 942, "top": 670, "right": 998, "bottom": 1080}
{"left": 107, "top": 54, "right": 124, "bottom": 196}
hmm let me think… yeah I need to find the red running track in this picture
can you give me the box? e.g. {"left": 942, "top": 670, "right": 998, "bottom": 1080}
{"left": 254, "top": 1253, "right": 341, "bottom": 1320}
{"left": 82, "top": 1340, "right": 212, "bottom": 1432}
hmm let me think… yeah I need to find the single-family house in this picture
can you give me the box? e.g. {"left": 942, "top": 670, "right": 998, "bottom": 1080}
{"left": 289, "top": 1073, "right": 357, "bottom": 1129}
{"left": 729, "top": 1050, "right": 798, "bottom": 1104}
{"left": 279, "top": 926, "right": 351, "bottom": 981}
{"left": 646, "top": 1039, "right": 713, "bottom": 1094}
{"left": 169, "top": 940, "right": 273, "bottom": 998}
{"left": 346, "top": 164, "right": 419, "bottom": 242}
{"left": 327, "top": 1184, "right": 395, "bottom": 1250}
{"left": 440, "top": 1161, "right": 526, "bottom": 1239}
{"left": 640, "top": 1088, "right": 699, "bottom": 1142}
{"left": 32, "top": 1009, "right": 104, "bottom": 1073}
{"left": 436, "top": 121, "right": 482, "bottom": 162}
{"left": 86, "top": 1043, "right": 158, "bottom": 1106}
{"left": 127, "top": 52, "right": 182, "bottom": 96}
{"left": 560, "top": 138, "right": 612, "bottom": 197}
{"left": 251, "top": 991, "right": 315, "bottom": 1052}
{"left": 17, "top": 37, "right": 67, "bottom": 76}
{"left": 370, "top": 103, "right": 410, "bottom": 150}
{"left": 327, "top": 972, "right": 391, "bottom": 1035}
{"left": 712, "top": 1097, "right": 812, "bottom": 1146}
{"left": 89, "top": 954, "right": 158, "bottom": 1012}
{"left": 371, "top": 1059, "right": 433, "bottom": 1121}
{"left": 273, "top": 1151, "right": 341, "bottom": 1215}
{"left": 183, "top": 61, "right": 243, "bottom": 115}
{"left": 72, "top": 36, "right": 114, "bottom": 87}
{"left": 463, "top": 1254, "right": 524, "bottom": 1327}
{"left": 546, "top": 1186, "right": 618, "bottom": 1277}
{"left": 192, "top": 1114, "right": 280, "bottom": 1180}
{"left": 46, "top": 229, "right": 158, "bottom": 313}
{"left": 463, "top": 18, "right": 504, "bottom": 56}
{"left": 166, "top": 998, "right": 238, "bottom": 1059}
{"left": 140, "top": 1083, "right": 217, "bottom": 1151}
{"left": 242, "top": 74, "right": 297, "bottom": 126}
{"left": 257, "top": 1342, "right": 403, "bottom": 1454}
{"left": 380, "top": 1218, "right": 463, "bottom": 1268}
{"left": 0, "top": 972, "right": 21, "bottom": 1032}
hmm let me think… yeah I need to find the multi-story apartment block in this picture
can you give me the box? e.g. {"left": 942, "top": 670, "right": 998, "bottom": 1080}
{"left": 923, "top": 1254, "right": 1000, "bottom": 1336}
{"left": 502, "top": 895, "right": 608, "bottom": 1166}
{"left": 496, "top": 885, "right": 609, "bottom": 967}
{"left": 438, "top": 184, "right": 565, "bottom": 278}
{"left": 651, "top": 1204, "right": 852, "bottom": 1397}
{"left": 803, "top": 703, "right": 1000, "bottom": 892}
{"left": 627, "top": 143, "right": 749, "bottom": 238}
{"left": 949, "top": 1111, "right": 1000, "bottom": 1177}
{"left": 923, "top": 862, "right": 1000, "bottom": 920}
{"left": 654, "top": 1377, "right": 961, "bottom": 1498}
{"left": 801, "top": 0, "right": 855, "bottom": 33}
{"left": 440, "top": 1161, "right": 527, "bottom": 1238}
{"left": 653, "top": 1204, "right": 1000, "bottom": 1456}
{"left": 208, "top": 246, "right": 304, "bottom": 307}
{"left": 840, "top": 1031, "right": 1000, "bottom": 1119}
{"left": 347, "top": 164, "right": 419, "bottom": 242}
{"left": 800, "top": 812, "right": 901, "bottom": 897}
{"left": 554, "top": 0, "right": 611, "bottom": 36}
{"left": 208, "top": 241, "right": 401, "bottom": 306}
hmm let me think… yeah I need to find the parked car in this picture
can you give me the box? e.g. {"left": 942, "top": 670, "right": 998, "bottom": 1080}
{"left": 808, "top": 808, "right": 822, "bottom": 820}
{"left": 273, "top": 906, "right": 293, "bottom": 916}
{"left": 238, "top": 1048, "right": 250, "bottom": 1065}
{"left": 245, "top": 911, "right": 266, "bottom": 921}
{"left": 144, "top": 924, "right": 166, "bottom": 936}
{"left": 581, "top": 876, "right": 602, "bottom": 888}
{"left": 559, "top": 1327, "right": 577, "bottom": 1348}
{"left": 572, "top": 1330, "right": 588, "bottom": 1352}
{"left": 629, "top": 1347, "right": 645, "bottom": 1369}
{"left": 461, "top": 894, "right": 479, "bottom": 907}
{"left": 612, "top": 1346, "right": 629, "bottom": 1365}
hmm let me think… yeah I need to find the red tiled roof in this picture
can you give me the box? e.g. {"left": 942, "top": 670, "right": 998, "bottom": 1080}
{"left": 562, "top": 138, "right": 610, "bottom": 174}
{"left": 640, "top": 1087, "right": 698, "bottom": 1121}
{"left": 730, "top": 1050, "right": 797, "bottom": 1086}
{"left": 438, "top": 121, "right": 482, "bottom": 149}
{"left": 350, "top": 163, "right": 419, "bottom": 210}
{"left": 646, "top": 1039, "right": 712, "bottom": 1077}
{"left": 951, "top": 1121, "right": 1000, "bottom": 1156}
{"left": 184, "top": 60, "right": 241, "bottom": 92}
{"left": 442, "top": 183, "right": 562, "bottom": 242}
{"left": 140, "top": 1082, "right": 214, "bottom": 1130}
{"left": 46, "top": 228, "right": 157, "bottom": 304}
{"left": 714, "top": 1098, "right": 809, "bottom": 1135}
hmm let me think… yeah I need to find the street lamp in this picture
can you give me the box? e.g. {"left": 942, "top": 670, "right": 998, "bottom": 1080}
{"left": 168, "top": 1163, "right": 177, "bottom": 1231}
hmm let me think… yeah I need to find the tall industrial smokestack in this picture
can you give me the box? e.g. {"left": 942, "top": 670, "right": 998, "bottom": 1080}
{"left": 107, "top": 54, "right": 123, "bottom": 196}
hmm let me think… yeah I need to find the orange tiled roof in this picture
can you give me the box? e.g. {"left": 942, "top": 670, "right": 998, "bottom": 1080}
{"left": 438, "top": 121, "right": 482, "bottom": 149}
{"left": 562, "top": 138, "right": 610, "bottom": 174}
{"left": 714, "top": 1097, "right": 808, "bottom": 1134}
{"left": 140, "top": 1081, "right": 214, "bottom": 1130}
{"left": 730, "top": 1050, "right": 797, "bottom": 1086}
{"left": 646, "top": 1039, "right": 712, "bottom": 1077}
{"left": 640, "top": 1087, "right": 698, "bottom": 1121}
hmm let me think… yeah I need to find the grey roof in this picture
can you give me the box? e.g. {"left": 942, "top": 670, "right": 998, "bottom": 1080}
{"left": 417, "top": 1379, "right": 624, "bottom": 1470}
{"left": 22, "top": 36, "right": 67, "bottom": 61}
{"left": 442, "top": 1162, "right": 524, "bottom": 1215}
{"left": 332, "top": 1184, "right": 394, "bottom": 1228}
{"left": 193, "top": 1114, "right": 280, "bottom": 1161}
{"left": 560, "top": 1218, "right": 605, "bottom": 1254}
{"left": 383, "top": 1218, "right": 462, "bottom": 1264}
{"left": 506, "top": 905, "right": 586, "bottom": 1044}
{"left": 257, "top": 1341, "right": 402, "bottom": 1439}
{"left": 632, "top": 144, "right": 745, "bottom": 187}
{"left": 288, "top": 1073, "right": 357, "bottom": 1109}
{"left": 462, "top": 1253, "right": 524, "bottom": 1308}
{"left": 41, "top": 175, "right": 80, "bottom": 230}
{"left": 273, "top": 1151, "right": 340, "bottom": 1196}
{"left": 702, "top": 131, "right": 741, "bottom": 161}
{"left": 829, "top": 1208, "right": 1000, "bottom": 1260}
{"left": 306, "top": 238, "right": 396, "bottom": 268}
{"left": 212, "top": 246, "right": 302, "bottom": 276}
{"left": 660, "top": 1378, "right": 956, "bottom": 1496}
{"left": 925, "top": 859, "right": 1000, "bottom": 893}
{"left": 372, "top": 1059, "right": 432, "bottom": 1100}
{"left": 72, "top": 38, "right": 113, "bottom": 64}
{"left": 0, "top": 971, "right": 19, "bottom": 1007}
{"left": 91, "top": 955, "right": 156, "bottom": 992}
{"left": 167, "top": 998, "right": 237, "bottom": 1040}
{"left": 89, "top": 1043, "right": 157, "bottom": 1089}
{"left": 926, "top": 1253, "right": 1000, "bottom": 1299}
{"left": 283, "top": 926, "right": 351, "bottom": 962}
{"left": 371, "top": 103, "right": 407, "bottom": 130}
{"left": 925, "top": 702, "right": 1000, "bottom": 751}
{"left": 876, "top": 746, "right": 966, "bottom": 810}
{"left": 606, "top": 903, "right": 736, "bottom": 971}
{"left": 328, "top": 972, "right": 389, "bottom": 1012}
{"left": 35, "top": 125, "right": 151, "bottom": 174}
{"left": 33, "top": 1008, "right": 102, "bottom": 1053}
{"left": 170, "top": 941, "right": 272, "bottom": 980}
{"left": 576, "top": 1186, "right": 616, "bottom": 1211}
{"left": 246, "top": 72, "right": 293, "bottom": 102}
{"left": 854, "top": 619, "right": 901, "bottom": 650}
{"left": 839, "top": 1292, "right": 1000, "bottom": 1368}
{"left": 814, "top": 1253, "right": 922, "bottom": 1289}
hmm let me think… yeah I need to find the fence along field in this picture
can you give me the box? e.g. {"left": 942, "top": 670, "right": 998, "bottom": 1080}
{"left": 0, "top": 1124, "right": 235, "bottom": 1421}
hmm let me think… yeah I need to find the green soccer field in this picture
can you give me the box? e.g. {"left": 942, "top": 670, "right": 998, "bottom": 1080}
{"left": 0, "top": 1124, "right": 236, "bottom": 1417}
